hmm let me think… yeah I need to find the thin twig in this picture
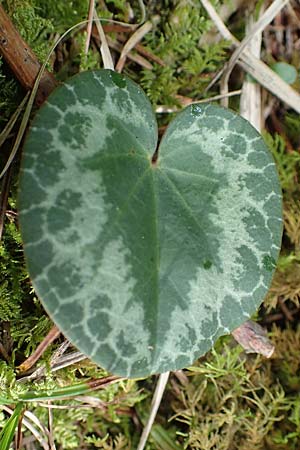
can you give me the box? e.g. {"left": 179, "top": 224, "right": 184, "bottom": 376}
{"left": 0, "top": 92, "right": 29, "bottom": 148}
{"left": 105, "top": 36, "right": 153, "bottom": 69}
{"left": 200, "top": 0, "right": 300, "bottom": 114}
{"left": 0, "top": 341, "right": 10, "bottom": 362}
{"left": 17, "top": 350, "right": 87, "bottom": 383}
{"left": 73, "top": 395, "right": 106, "bottom": 409}
{"left": 278, "top": 297, "right": 294, "bottom": 321}
{"left": 221, "top": 0, "right": 289, "bottom": 107}
{"left": 0, "top": 165, "right": 12, "bottom": 241}
{"left": 49, "top": 339, "right": 70, "bottom": 364}
{"left": 24, "top": 410, "right": 51, "bottom": 438}
{"left": 18, "top": 325, "right": 61, "bottom": 373}
{"left": 132, "top": 43, "right": 165, "bottom": 66}
{"left": 47, "top": 402, "right": 56, "bottom": 450}
{"left": 17, "top": 340, "right": 70, "bottom": 383}
{"left": 50, "top": 351, "right": 88, "bottom": 371}
{"left": 84, "top": 0, "right": 95, "bottom": 56}
{"left": 116, "top": 21, "right": 153, "bottom": 72}
{"left": 0, "top": 104, "right": 28, "bottom": 243}
{"left": 15, "top": 409, "right": 24, "bottom": 450}
{"left": 87, "top": 375, "right": 122, "bottom": 391}
{"left": 155, "top": 89, "right": 242, "bottom": 113}
{"left": 137, "top": 372, "right": 170, "bottom": 450}
{"left": 114, "top": 33, "right": 165, "bottom": 65}
{"left": 31, "top": 403, "right": 96, "bottom": 410}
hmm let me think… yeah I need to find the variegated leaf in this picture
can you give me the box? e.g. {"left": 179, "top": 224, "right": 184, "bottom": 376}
{"left": 19, "top": 70, "right": 282, "bottom": 377}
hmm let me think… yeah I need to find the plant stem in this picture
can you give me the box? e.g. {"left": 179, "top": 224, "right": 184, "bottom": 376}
{"left": 0, "top": 5, "right": 57, "bottom": 105}
{"left": 137, "top": 372, "right": 170, "bottom": 450}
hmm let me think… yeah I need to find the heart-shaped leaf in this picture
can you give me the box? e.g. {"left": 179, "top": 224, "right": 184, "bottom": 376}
{"left": 19, "top": 70, "right": 282, "bottom": 378}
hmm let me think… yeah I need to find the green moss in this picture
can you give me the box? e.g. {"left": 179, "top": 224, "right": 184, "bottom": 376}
{"left": 0, "top": 0, "right": 54, "bottom": 126}
{"left": 264, "top": 132, "right": 300, "bottom": 193}
{"left": 0, "top": 58, "right": 22, "bottom": 125}
{"left": 0, "top": 220, "right": 29, "bottom": 323}
{"left": 4, "top": 0, "right": 54, "bottom": 60}
{"left": 130, "top": 0, "right": 229, "bottom": 106}
{"left": 263, "top": 131, "right": 300, "bottom": 312}
{"left": 284, "top": 112, "right": 300, "bottom": 147}
{"left": 0, "top": 186, "right": 52, "bottom": 359}
{"left": 167, "top": 342, "right": 300, "bottom": 450}
{"left": 32, "top": 0, "right": 89, "bottom": 34}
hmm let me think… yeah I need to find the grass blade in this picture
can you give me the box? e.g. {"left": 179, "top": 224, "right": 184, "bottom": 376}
{"left": 0, "top": 403, "right": 23, "bottom": 450}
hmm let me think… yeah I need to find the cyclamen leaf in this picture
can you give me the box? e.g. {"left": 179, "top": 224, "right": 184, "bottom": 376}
{"left": 18, "top": 70, "right": 282, "bottom": 378}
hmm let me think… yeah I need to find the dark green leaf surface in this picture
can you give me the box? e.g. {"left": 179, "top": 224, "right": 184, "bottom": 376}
{"left": 19, "top": 70, "right": 282, "bottom": 377}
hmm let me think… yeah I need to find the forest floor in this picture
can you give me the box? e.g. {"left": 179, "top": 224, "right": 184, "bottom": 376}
{"left": 0, "top": 0, "right": 300, "bottom": 449}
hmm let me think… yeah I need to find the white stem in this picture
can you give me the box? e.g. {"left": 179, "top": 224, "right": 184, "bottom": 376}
{"left": 93, "top": 9, "right": 114, "bottom": 70}
{"left": 200, "top": 0, "right": 300, "bottom": 114}
{"left": 137, "top": 372, "right": 170, "bottom": 450}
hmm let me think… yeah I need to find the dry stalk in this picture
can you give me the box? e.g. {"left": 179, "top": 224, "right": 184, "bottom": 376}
{"left": 200, "top": 0, "right": 300, "bottom": 114}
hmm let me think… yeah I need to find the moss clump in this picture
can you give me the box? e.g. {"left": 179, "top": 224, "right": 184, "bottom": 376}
{"left": 135, "top": 1, "right": 230, "bottom": 106}
{"left": 167, "top": 340, "right": 300, "bottom": 450}
{"left": 263, "top": 133, "right": 300, "bottom": 313}
{"left": 0, "top": 198, "right": 51, "bottom": 359}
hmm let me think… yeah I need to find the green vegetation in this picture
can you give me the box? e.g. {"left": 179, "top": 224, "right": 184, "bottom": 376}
{"left": 0, "top": 0, "right": 300, "bottom": 448}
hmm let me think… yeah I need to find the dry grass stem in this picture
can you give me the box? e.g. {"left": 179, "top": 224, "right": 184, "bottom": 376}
{"left": 132, "top": 44, "right": 165, "bottom": 66}
{"left": 73, "top": 395, "right": 107, "bottom": 408}
{"left": 155, "top": 90, "right": 242, "bottom": 113}
{"left": 240, "top": 12, "right": 263, "bottom": 130}
{"left": 106, "top": 36, "right": 153, "bottom": 69}
{"left": 0, "top": 166, "right": 12, "bottom": 241}
{"left": 47, "top": 402, "right": 56, "bottom": 450}
{"left": 0, "top": 92, "right": 29, "bottom": 148}
{"left": 137, "top": 372, "right": 170, "bottom": 450}
{"left": 113, "top": 33, "right": 165, "bottom": 65}
{"left": 200, "top": 0, "right": 245, "bottom": 45}
{"left": 278, "top": 297, "right": 294, "bottom": 321}
{"left": 17, "top": 351, "right": 87, "bottom": 383}
{"left": 93, "top": 9, "right": 114, "bottom": 70}
{"left": 18, "top": 326, "right": 60, "bottom": 373}
{"left": 33, "top": 403, "right": 96, "bottom": 410}
{"left": 48, "top": 340, "right": 70, "bottom": 364}
{"left": 84, "top": 0, "right": 95, "bottom": 55}
{"left": 221, "top": 0, "right": 289, "bottom": 107}
{"left": 116, "top": 21, "right": 153, "bottom": 72}
{"left": 24, "top": 410, "right": 50, "bottom": 439}
{"left": 200, "top": 0, "right": 300, "bottom": 114}
{"left": 17, "top": 341, "right": 70, "bottom": 383}
{"left": 50, "top": 351, "right": 88, "bottom": 371}
{"left": 15, "top": 409, "right": 24, "bottom": 450}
